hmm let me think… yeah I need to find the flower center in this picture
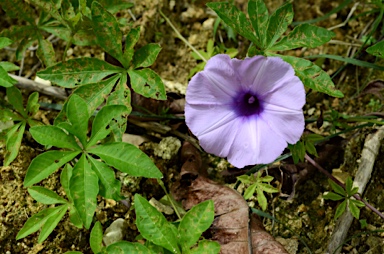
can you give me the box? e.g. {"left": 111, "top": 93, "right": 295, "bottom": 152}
{"left": 233, "top": 92, "right": 262, "bottom": 117}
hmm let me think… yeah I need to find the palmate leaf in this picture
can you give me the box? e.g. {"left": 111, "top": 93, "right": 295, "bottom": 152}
{"left": 0, "top": 66, "right": 18, "bottom": 87}
{"left": 349, "top": 199, "right": 365, "bottom": 219}
{"left": 276, "top": 54, "right": 344, "bottom": 98}
{"left": 40, "top": 25, "right": 97, "bottom": 46}
{"left": 88, "top": 142, "right": 163, "bottom": 178}
{"left": 36, "top": 38, "right": 56, "bottom": 67}
{"left": 37, "top": 58, "right": 123, "bottom": 88}
{"left": 128, "top": 68, "right": 166, "bottom": 100}
{"left": 206, "top": 2, "right": 257, "bottom": 42}
{"left": 335, "top": 199, "right": 347, "bottom": 220}
{"left": 0, "top": 0, "right": 36, "bottom": 24}
{"left": 70, "top": 154, "right": 99, "bottom": 229}
{"left": 256, "top": 187, "right": 268, "bottom": 211}
{"left": 134, "top": 194, "right": 180, "bottom": 254}
{"left": 91, "top": 1, "right": 125, "bottom": 66}
{"left": 178, "top": 200, "right": 214, "bottom": 250}
{"left": 24, "top": 150, "right": 80, "bottom": 187}
{"left": 38, "top": 204, "right": 68, "bottom": 243}
{"left": 270, "top": 24, "right": 335, "bottom": 51}
{"left": 6, "top": 86, "right": 26, "bottom": 117}
{"left": 30, "top": 125, "right": 81, "bottom": 150}
{"left": 323, "top": 192, "right": 344, "bottom": 201}
{"left": 265, "top": 2, "right": 293, "bottom": 49}
{"left": 4, "top": 121, "right": 26, "bottom": 166}
{"left": 247, "top": 0, "right": 269, "bottom": 48}
{"left": 190, "top": 240, "right": 220, "bottom": 254}
{"left": 244, "top": 183, "right": 257, "bottom": 200}
{"left": 124, "top": 27, "right": 141, "bottom": 64}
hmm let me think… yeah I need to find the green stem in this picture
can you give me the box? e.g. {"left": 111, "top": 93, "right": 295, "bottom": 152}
{"left": 159, "top": 10, "right": 207, "bottom": 63}
{"left": 157, "top": 179, "right": 182, "bottom": 220}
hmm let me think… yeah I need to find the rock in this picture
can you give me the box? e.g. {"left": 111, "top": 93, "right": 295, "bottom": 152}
{"left": 154, "top": 137, "right": 181, "bottom": 160}
{"left": 103, "top": 218, "right": 127, "bottom": 246}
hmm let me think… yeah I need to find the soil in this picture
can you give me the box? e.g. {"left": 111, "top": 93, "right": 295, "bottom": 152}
{"left": 1, "top": 0, "right": 384, "bottom": 253}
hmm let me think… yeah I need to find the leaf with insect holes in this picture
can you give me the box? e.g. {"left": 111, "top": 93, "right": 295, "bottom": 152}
{"left": 265, "top": 2, "right": 293, "bottom": 49}
{"left": 124, "top": 27, "right": 140, "bottom": 64}
{"left": 134, "top": 194, "right": 180, "bottom": 253}
{"left": 29, "top": 0, "right": 64, "bottom": 23}
{"left": 40, "top": 25, "right": 97, "bottom": 46}
{"left": 90, "top": 222, "right": 103, "bottom": 254}
{"left": 4, "top": 122, "right": 26, "bottom": 166}
{"left": 366, "top": 40, "right": 384, "bottom": 59}
{"left": 87, "top": 105, "right": 128, "bottom": 148}
{"left": 37, "top": 38, "right": 56, "bottom": 67}
{"left": 30, "top": 125, "right": 81, "bottom": 150}
{"left": 91, "top": 1, "right": 125, "bottom": 66}
{"left": 132, "top": 43, "right": 162, "bottom": 68}
{"left": 87, "top": 155, "right": 123, "bottom": 200}
{"left": 178, "top": 200, "right": 214, "bottom": 250}
{"left": 207, "top": 2, "right": 257, "bottom": 42}
{"left": 24, "top": 150, "right": 81, "bottom": 187}
{"left": 247, "top": 0, "right": 269, "bottom": 48}
{"left": 28, "top": 186, "right": 67, "bottom": 204}
{"left": 0, "top": 0, "right": 36, "bottom": 24}
{"left": 37, "top": 58, "right": 123, "bottom": 88}
{"left": 128, "top": 68, "right": 166, "bottom": 100}
{"left": 270, "top": 24, "right": 335, "bottom": 51}
{"left": 88, "top": 142, "right": 163, "bottom": 178}
{"left": 70, "top": 154, "right": 98, "bottom": 229}
{"left": 275, "top": 54, "right": 344, "bottom": 98}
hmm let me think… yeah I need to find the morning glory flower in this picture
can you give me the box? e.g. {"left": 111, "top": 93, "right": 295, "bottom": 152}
{"left": 185, "top": 54, "right": 305, "bottom": 168}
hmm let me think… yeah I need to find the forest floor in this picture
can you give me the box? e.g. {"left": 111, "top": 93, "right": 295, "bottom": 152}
{"left": 1, "top": 0, "right": 384, "bottom": 253}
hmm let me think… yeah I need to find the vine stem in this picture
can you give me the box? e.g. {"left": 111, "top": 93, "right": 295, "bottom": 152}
{"left": 159, "top": 10, "right": 207, "bottom": 63}
{"left": 157, "top": 179, "right": 182, "bottom": 220}
{"left": 304, "top": 153, "right": 384, "bottom": 220}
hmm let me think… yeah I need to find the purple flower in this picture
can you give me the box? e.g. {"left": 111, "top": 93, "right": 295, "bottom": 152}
{"left": 185, "top": 54, "right": 305, "bottom": 168}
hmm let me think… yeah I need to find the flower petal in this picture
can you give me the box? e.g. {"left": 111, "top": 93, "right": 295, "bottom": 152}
{"left": 186, "top": 54, "right": 239, "bottom": 105}
{"left": 261, "top": 103, "right": 305, "bottom": 144}
{"left": 227, "top": 116, "right": 287, "bottom": 168}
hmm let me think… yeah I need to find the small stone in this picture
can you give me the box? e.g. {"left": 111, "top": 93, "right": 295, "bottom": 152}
{"left": 103, "top": 218, "right": 127, "bottom": 246}
{"left": 149, "top": 197, "right": 174, "bottom": 215}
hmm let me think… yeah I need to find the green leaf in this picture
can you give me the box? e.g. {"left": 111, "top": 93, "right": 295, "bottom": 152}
{"left": 69, "top": 204, "right": 83, "bottom": 228}
{"left": 335, "top": 199, "right": 347, "bottom": 220}
{"left": 64, "top": 94, "right": 90, "bottom": 146}
{"left": 73, "top": 75, "right": 120, "bottom": 114}
{"left": 0, "top": 66, "right": 18, "bottom": 87}
{"left": 265, "top": 2, "right": 293, "bottom": 49}
{"left": 244, "top": 183, "right": 257, "bottom": 200}
{"left": 134, "top": 194, "right": 180, "bottom": 254}
{"left": 106, "top": 241, "right": 152, "bottom": 254}
{"left": 26, "top": 92, "right": 40, "bottom": 116}
{"left": 132, "top": 43, "right": 162, "bottom": 68}
{"left": 37, "top": 58, "right": 123, "bottom": 88}
{"left": 0, "top": 0, "right": 36, "bottom": 24}
{"left": 28, "top": 186, "right": 67, "bottom": 204}
{"left": 289, "top": 140, "right": 305, "bottom": 164}
{"left": 91, "top": 1, "right": 124, "bottom": 65}
{"left": 106, "top": 76, "right": 131, "bottom": 109}
{"left": 30, "top": 125, "right": 81, "bottom": 150}
{"left": 24, "top": 150, "right": 80, "bottom": 187}
{"left": 70, "top": 154, "right": 99, "bottom": 229}
{"left": 259, "top": 183, "right": 279, "bottom": 193}
{"left": 6, "top": 86, "right": 26, "bottom": 117}
{"left": 88, "top": 155, "right": 123, "bottom": 200}
{"left": 38, "top": 204, "right": 68, "bottom": 243}
{"left": 36, "top": 38, "right": 56, "bottom": 67}
{"left": 16, "top": 36, "right": 36, "bottom": 60}
{"left": 29, "top": 0, "right": 64, "bottom": 23}
{"left": 236, "top": 175, "right": 252, "bottom": 184}
{"left": 123, "top": 27, "right": 140, "bottom": 65}
{"left": 349, "top": 199, "right": 364, "bottom": 219}
{"left": 190, "top": 240, "right": 221, "bottom": 254}
{"left": 4, "top": 121, "right": 26, "bottom": 166}
{"left": 0, "top": 61, "right": 20, "bottom": 72}
{"left": 16, "top": 205, "right": 67, "bottom": 240}
{"left": 247, "top": 0, "right": 269, "bottom": 48}
{"left": 101, "top": 0, "right": 134, "bottom": 14}
{"left": 0, "top": 37, "right": 13, "bottom": 49}
{"left": 179, "top": 200, "right": 214, "bottom": 250}
{"left": 256, "top": 187, "right": 267, "bottom": 211}
{"left": 270, "top": 24, "right": 335, "bottom": 51}
{"left": 88, "top": 142, "right": 163, "bottom": 178}
{"left": 328, "top": 179, "right": 346, "bottom": 196}
{"left": 87, "top": 105, "right": 128, "bottom": 147}
{"left": 40, "top": 25, "right": 97, "bottom": 46}
{"left": 276, "top": 55, "right": 344, "bottom": 98}
{"left": 345, "top": 177, "right": 353, "bottom": 195}
{"left": 260, "top": 175, "right": 274, "bottom": 183}
{"left": 323, "top": 192, "right": 344, "bottom": 201}
{"left": 366, "top": 40, "right": 384, "bottom": 58}
{"left": 206, "top": 2, "right": 257, "bottom": 42}
{"left": 60, "top": 164, "right": 73, "bottom": 201}
{"left": 304, "top": 140, "right": 318, "bottom": 157}
{"left": 90, "top": 221, "right": 103, "bottom": 254}
{"left": 128, "top": 68, "right": 166, "bottom": 100}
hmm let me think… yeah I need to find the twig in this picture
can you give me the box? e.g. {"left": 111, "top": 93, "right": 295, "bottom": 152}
{"left": 9, "top": 74, "right": 68, "bottom": 100}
